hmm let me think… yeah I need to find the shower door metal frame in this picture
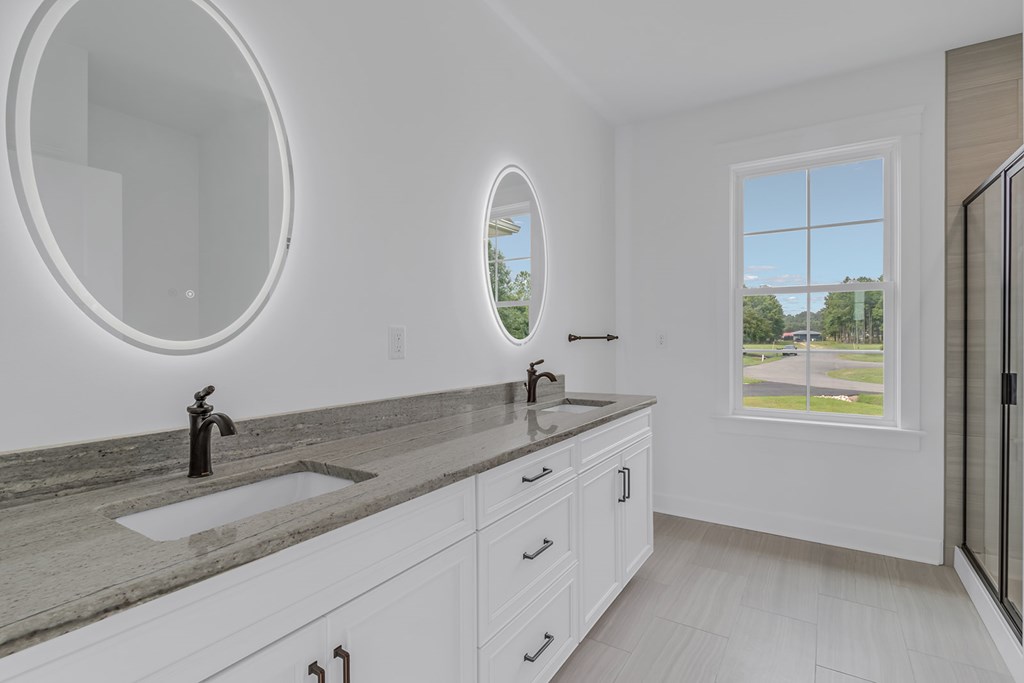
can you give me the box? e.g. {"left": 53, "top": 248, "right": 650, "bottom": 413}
{"left": 962, "top": 144, "right": 1024, "bottom": 639}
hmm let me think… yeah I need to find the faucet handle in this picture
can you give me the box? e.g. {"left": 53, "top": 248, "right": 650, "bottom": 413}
{"left": 188, "top": 385, "right": 216, "bottom": 414}
{"left": 194, "top": 385, "right": 216, "bottom": 402}
{"left": 529, "top": 359, "right": 545, "bottom": 369}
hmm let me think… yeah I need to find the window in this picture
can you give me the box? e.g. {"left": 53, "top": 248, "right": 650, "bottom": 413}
{"left": 733, "top": 141, "right": 897, "bottom": 424}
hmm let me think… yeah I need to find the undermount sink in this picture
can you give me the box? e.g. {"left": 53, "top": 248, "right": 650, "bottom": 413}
{"left": 537, "top": 399, "right": 614, "bottom": 414}
{"left": 115, "top": 471, "right": 357, "bottom": 541}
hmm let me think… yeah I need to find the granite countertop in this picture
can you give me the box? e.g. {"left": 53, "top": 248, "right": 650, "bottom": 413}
{"left": 0, "top": 391, "right": 655, "bottom": 657}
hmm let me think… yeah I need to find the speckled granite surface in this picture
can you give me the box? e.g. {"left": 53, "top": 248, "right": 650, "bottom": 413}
{"left": 0, "top": 387, "right": 654, "bottom": 657}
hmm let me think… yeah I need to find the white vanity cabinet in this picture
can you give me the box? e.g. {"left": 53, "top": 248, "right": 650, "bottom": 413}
{"left": 208, "top": 535, "right": 477, "bottom": 683}
{"left": 579, "top": 433, "right": 653, "bottom": 635}
{"left": 0, "top": 407, "right": 653, "bottom": 683}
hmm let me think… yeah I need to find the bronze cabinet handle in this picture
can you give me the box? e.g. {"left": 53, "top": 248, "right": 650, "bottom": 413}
{"left": 524, "top": 632, "right": 555, "bottom": 662}
{"left": 522, "top": 467, "right": 553, "bottom": 483}
{"left": 307, "top": 661, "right": 326, "bottom": 683}
{"left": 523, "top": 538, "right": 553, "bottom": 560}
{"left": 618, "top": 469, "right": 627, "bottom": 503}
{"left": 333, "top": 645, "right": 351, "bottom": 683}
{"left": 623, "top": 466, "right": 632, "bottom": 500}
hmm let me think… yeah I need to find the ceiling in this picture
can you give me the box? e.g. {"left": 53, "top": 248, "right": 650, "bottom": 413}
{"left": 485, "top": 0, "right": 1022, "bottom": 124}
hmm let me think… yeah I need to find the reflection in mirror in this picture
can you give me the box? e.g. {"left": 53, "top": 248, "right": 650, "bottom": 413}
{"left": 484, "top": 167, "right": 545, "bottom": 342}
{"left": 11, "top": 0, "right": 291, "bottom": 352}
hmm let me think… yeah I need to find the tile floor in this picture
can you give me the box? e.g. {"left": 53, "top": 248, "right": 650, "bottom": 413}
{"left": 551, "top": 513, "right": 1013, "bottom": 683}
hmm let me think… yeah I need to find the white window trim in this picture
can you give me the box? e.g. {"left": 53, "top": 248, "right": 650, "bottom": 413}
{"left": 730, "top": 138, "right": 902, "bottom": 428}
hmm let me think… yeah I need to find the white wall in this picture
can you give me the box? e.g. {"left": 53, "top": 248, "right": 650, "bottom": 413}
{"left": 0, "top": 0, "right": 616, "bottom": 453}
{"left": 616, "top": 53, "right": 946, "bottom": 563}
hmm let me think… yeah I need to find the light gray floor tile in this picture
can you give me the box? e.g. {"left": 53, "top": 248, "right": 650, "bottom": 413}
{"left": 887, "top": 556, "right": 964, "bottom": 595}
{"left": 656, "top": 564, "right": 747, "bottom": 636}
{"left": 817, "top": 595, "right": 914, "bottom": 683}
{"left": 588, "top": 577, "right": 672, "bottom": 652}
{"left": 691, "top": 524, "right": 763, "bottom": 576}
{"left": 893, "top": 584, "right": 1009, "bottom": 674}
{"left": 716, "top": 606, "right": 816, "bottom": 683}
{"left": 555, "top": 515, "right": 1010, "bottom": 683}
{"left": 742, "top": 535, "right": 821, "bottom": 623}
{"left": 821, "top": 546, "right": 897, "bottom": 611}
{"left": 908, "top": 650, "right": 1015, "bottom": 683}
{"left": 815, "top": 667, "right": 875, "bottom": 682}
{"left": 636, "top": 514, "right": 709, "bottom": 585}
{"left": 550, "top": 638, "right": 628, "bottom": 683}
{"left": 613, "top": 617, "right": 727, "bottom": 683}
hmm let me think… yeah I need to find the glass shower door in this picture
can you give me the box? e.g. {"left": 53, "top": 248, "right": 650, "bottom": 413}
{"left": 1007, "top": 162, "right": 1024, "bottom": 622}
{"left": 965, "top": 178, "right": 1004, "bottom": 591}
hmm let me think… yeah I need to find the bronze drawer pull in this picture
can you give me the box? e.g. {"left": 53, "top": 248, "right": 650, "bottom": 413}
{"left": 307, "top": 661, "right": 326, "bottom": 683}
{"left": 522, "top": 467, "right": 553, "bottom": 483}
{"left": 524, "top": 632, "right": 555, "bottom": 662}
{"left": 618, "top": 469, "right": 627, "bottom": 503}
{"left": 523, "top": 538, "right": 553, "bottom": 560}
{"left": 334, "top": 645, "right": 351, "bottom": 683}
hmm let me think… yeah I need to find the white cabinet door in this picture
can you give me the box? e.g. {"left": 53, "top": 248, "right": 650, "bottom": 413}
{"left": 578, "top": 455, "right": 623, "bottom": 634}
{"left": 324, "top": 536, "right": 477, "bottom": 683}
{"left": 621, "top": 437, "right": 653, "bottom": 582}
{"left": 205, "top": 621, "right": 327, "bottom": 683}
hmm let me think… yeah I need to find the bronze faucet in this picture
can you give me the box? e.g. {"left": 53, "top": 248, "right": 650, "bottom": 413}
{"left": 526, "top": 359, "right": 557, "bottom": 403}
{"left": 187, "top": 386, "right": 237, "bottom": 478}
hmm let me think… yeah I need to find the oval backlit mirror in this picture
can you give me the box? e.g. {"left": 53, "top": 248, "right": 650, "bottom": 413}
{"left": 483, "top": 166, "right": 547, "bottom": 343}
{"left": 9, "top": 0, "right": 292, "bottom": 353}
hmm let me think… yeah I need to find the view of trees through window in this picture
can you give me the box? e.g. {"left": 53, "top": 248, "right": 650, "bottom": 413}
{"left": 487, "top": 240, "right": 531, "bottom": 339}
{"left": 738, "top": 150, "right": 891, "bottom": 419}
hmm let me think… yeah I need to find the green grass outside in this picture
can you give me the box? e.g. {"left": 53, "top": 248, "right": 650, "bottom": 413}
{"left": 743, "top": 394, "right": 884, "bottom": 416}
{"left": 743, "top": 377, "right": 764, "bottom": 385}
{"left": 810, "top": 342, "right": 884, "bottom": 351}
{"left": 827, "top": 367, "right": 884, "bottom": 384}
{"left": 839, "top": 353, "right": 884, "bottom": 362}
{"left": 743, "top": 354, "right": 784, "bottom": 367}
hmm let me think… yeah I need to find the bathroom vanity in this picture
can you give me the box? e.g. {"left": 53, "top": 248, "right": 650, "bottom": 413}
{"left": 0, "top": 389, "right": 654, "bottom": 683}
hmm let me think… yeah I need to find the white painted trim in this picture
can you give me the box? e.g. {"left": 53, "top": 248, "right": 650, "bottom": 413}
{"left": 955, "top": 547, "right": 1024, "bottom": 682}
{"left": 655, "top": 492, "right": 942, "bottom": 564}
{"left": 712, "top": 414, "right": 923, "bottom": 450}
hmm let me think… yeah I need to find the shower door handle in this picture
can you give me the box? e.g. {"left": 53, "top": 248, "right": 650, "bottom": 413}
{"left": 1003, "top": 372, "right": 1018, "bottom": 406}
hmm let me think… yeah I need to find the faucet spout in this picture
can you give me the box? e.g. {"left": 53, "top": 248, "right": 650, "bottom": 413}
{"left": 526, "top": 360, "right": 558, "bottom": 404}
{"left": 186, "top": 386, "right": 237, "bottom": 478}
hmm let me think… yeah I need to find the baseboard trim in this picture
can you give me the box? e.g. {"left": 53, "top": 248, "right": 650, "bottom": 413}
{"left": 954, "top": 547, "right": 1024, "bottom": 683}
{"left": 654, "top": 492, "right": 942, "bottom": 564}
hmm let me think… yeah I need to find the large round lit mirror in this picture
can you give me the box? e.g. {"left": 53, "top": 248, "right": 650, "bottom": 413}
{"left": 9, "top": 0, "right": 292, "bottom": 353}
{"left": 484, "top": 166, "right": 546, "bottom": 343}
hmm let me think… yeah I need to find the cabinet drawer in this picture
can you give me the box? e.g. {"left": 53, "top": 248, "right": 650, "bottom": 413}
{"left": 578, "top": 409, "right": 651, "bottom": 471}
{"left": 478, "top": 480, "right": 577, "bottom": 643}
{"left": 477, "top": 439, "right": 576, "bottom": 528}
{"left": 479, "top": 566, "right": 578, "bottom": 683}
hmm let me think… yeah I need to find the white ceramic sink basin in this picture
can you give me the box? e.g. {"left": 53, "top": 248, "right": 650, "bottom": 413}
{"left": 541, "top": 404, "right": 602, "bottom": 414}
{"left": 116, "top": 472, "right": 355, "bottom": 541}
{"left": 537, "top": 399, "right": 613, "bottom": 414}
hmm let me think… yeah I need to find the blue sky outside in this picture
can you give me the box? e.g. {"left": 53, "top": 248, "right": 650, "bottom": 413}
{"left": 743, "top": 158, "right": 883, "bottom": 314}
{"left": 490, "top": 213, "right": 531, "bottom": 277}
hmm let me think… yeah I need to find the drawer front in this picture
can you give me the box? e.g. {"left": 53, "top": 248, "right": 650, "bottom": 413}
{"left": 478, "top": 481, "right": 578, "bottom": 643}
{"left": 477, "top": 439, "right": 576, "bottom": 528}
{"left": 578, "top": 409, "right": 651, "bottom": 471}
{"left": 479, "top": 566, "right": 579, "bottom": 683}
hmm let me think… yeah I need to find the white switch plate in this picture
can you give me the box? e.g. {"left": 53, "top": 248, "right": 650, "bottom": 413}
{"left": 656, "top": 331, "right": 667, "bottom": 348}
{"left": 388, "top": 325, "right": 406, "bottom": 360}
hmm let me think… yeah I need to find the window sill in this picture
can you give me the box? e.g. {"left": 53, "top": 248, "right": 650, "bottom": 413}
{"left": 713, "top": 414, "right": 923, "bottom": 451}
